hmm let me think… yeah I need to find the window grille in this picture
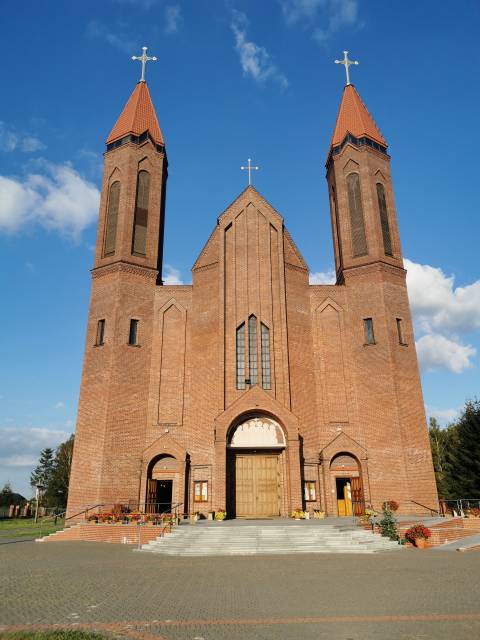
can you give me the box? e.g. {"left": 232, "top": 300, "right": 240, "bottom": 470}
{"left": 261, "top": 323, "right": 271, "bottom": 390}
{"left": 248, "top": 315, "right": 258, "bottom": 385}
{"left": 132, "top": 171, "right": 150, "bottom": 256}
{"left": 376, "top": 183, "right": 393, "bottom": 256}
{"left": 236, "top": 323, "right": 246, "bottom": 389}
{"left": 104, "top": 181, "right": 120, "bottom": 256}
{"left": 346, "top": 173, "right": 368, "bottom": 257}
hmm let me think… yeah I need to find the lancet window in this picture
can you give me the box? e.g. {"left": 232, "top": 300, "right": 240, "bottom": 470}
{"left": 236, "top": 323, "right": 246, "bottom": 389}
{"left": 103, "top": 181, "right": 120, "bottom": 256}
{"left": 346, "top": 172, "right": 368, "bottom": 257}
{"left": 261, "top": 323, "right": 271, "bottom": 390}
{"left": 132, "top": 170, "right": 150, "bottom": 256}
{"left": 376, "top": 182, "right": 393, "bottom": 256}
{"left": 248, "top": 315, "right": 258, "bottom": 385}
{"left": 236, "top": 318, "right": 271, "bottom": 390}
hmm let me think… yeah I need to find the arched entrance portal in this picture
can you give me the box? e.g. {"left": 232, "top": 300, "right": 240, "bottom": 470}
{"left": 330, "top": 453, "right": 364, "bottom": 516}
{"left": 145, "top": 454, "right": 178, "bottom": 514}
{"left": 227, "top": 416, "right": 286, "bottom": 518}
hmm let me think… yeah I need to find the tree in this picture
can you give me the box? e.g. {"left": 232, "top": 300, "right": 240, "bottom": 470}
{"left": 30, "top": 448, "right": 55, "bottom": 491}
{"left": 46, "top": 435, "right": 75, "bottom": 507}
{"left": 379, "top": 504, "right": 399, "bottom": 541}
{"left": 0, "top": 482, "right": 14, "bottom": 507}
{"left": 429, "top": 417, "right": 453, "bottom": 498}
{"left": 445, "top": 400, "right": 480, "bottom": 499}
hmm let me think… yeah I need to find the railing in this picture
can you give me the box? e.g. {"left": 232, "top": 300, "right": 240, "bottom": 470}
{"left": 439, "top": 499, "right": 480, "bottom": 518}
{"left": 409, "top": 500, "right": 440, "bottom": 516}
{"left": 66, "top": 501, "right": 184, "bottom": 523}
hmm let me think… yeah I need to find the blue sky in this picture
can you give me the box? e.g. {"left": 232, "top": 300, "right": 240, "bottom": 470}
{"left": 1, "top": 0, "right": 479, "bottom": 497}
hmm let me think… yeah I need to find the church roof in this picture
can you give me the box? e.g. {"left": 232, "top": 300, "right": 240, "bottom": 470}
{"left": 106, "top": 81, "right": 164, "bottom": 145}
{"left": 330, "top": 84, "right": 386, "bottom": 149}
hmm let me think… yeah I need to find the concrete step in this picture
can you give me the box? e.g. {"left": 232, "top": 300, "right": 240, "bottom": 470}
{"left": 139, "top": 523, "right": 402, "bottom": 556}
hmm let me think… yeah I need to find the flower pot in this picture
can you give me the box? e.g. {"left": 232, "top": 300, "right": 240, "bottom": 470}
{"left": 415, "top": 538, "right": 427, "bottom": 549}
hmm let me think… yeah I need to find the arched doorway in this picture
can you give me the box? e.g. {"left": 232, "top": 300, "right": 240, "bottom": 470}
{"left": 145, "top": 454, "right": 178, "bottom": 514}
{"left": 330, "top": 453, "right": 364, "bottom": 516}
{"left": 227, "top": 416, "right": 286, "bottom": 518}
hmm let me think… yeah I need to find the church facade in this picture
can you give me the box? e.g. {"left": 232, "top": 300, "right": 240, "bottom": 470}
{"left": 66, "top": 68, "right": 438, "bottom": 519}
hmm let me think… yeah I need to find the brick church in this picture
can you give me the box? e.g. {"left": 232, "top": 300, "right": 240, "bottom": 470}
{"left": 67, "top": 54, "right": 438, "bottom": 520}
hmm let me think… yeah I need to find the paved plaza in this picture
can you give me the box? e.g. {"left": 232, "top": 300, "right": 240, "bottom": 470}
{"left": 1, "top": 540, "right": 479, "bottom": 639}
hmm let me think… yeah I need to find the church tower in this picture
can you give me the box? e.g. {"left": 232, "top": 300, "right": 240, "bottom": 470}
{"left": 67, "top": 51, "right": 168, "bottom": 516}
{"left": 322, "top": 54, "right": 438, "bottom": 512}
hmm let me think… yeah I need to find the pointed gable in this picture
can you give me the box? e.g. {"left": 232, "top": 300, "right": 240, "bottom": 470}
{"left": 330, "top": 84, "right": 386, "bottom": 149}
{"left": 106, "top": 82, "right": 164, "bottom": 145}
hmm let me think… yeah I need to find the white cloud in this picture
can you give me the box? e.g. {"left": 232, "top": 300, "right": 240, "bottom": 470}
{"left": 416, "top": 333, "right": 476, "bottom": 374}
{"left": 310, "top": 268, "right": 336, "bottom": 284}
{"left": 231, "top": 10, "right": 288, "bottom": 89}
{"left": 0, "top": 161, "right": 100, "bottom": 239}
{"left": 405, "top": 259, "right": 480, "bottom": 334}
{"left": 0, "top": 122, "right": 45, "bottom": 153}
{"left": 54, "top": 402, "right": 65, "bottom": 410}
{"left": 310, "top": 259, "right": 478, "bottom": 373}
{"left": 86, "top": 21, "right": 136, "bottom": 54}
{"left": 280, "top": 0, "right": 325, "bottom": 24}
{"left": 281, "top": 0, "right": 359, "bottom": 42}
{"left": 426, "top": 405, "right": 461, "bottom": 425}
{"left": 0, "top": 426, "right": 71, "bottom": 469}
{"left": 163, "top": 264, "right": 184, "bottom": 285}
{"left": 165, "top": 5, "right": 182, "bottom": 34}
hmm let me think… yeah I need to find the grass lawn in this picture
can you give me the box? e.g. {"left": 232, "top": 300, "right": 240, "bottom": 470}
{"left": 0, "top": 632, "right": 106, "bottom": 639}
{"left": 0, "top": 518, "right": 65, "bottom": 538}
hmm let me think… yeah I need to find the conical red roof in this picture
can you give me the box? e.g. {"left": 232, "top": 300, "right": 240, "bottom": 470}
{"left": 106, "top": 82, "right": 164, "bottom": 145}
{"left": 330, "top": 84, "right": 386, "bottom": 148}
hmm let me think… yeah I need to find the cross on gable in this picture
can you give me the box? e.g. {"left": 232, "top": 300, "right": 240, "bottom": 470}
{"left": 241, "top": 158, "right": 259, "bottom": 186}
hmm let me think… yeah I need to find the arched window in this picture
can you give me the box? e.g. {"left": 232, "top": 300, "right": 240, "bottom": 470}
{"left": 261, "top": 323, "right": 271, "bottom": 390}
{"left": 330, "top": 185, "right": 343, "bottom": 268}
{"left": 103, "top": 181, "right": 120, "bottom": 256}
{"left": 236, "top": 323, "right": 246, "bottom": 389}
{"left": 248, "top": 315, "right": 258, "bottom": 385}
{"left": 346, "top": 173, "right": 368, "bottom": 257}
{"left": 376, "top": 182, "right": 393, "bottom": 256}
{"left": 132, "top": 170, "right": 150, "bottom": 256}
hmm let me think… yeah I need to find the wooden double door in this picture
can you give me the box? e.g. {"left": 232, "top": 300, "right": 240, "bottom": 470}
{"left": 234, "top": 453, "right": 281, "bottom": 518}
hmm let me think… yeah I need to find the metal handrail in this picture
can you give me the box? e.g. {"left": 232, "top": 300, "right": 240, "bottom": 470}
{"left": 409, "top": 500, "right": 440, "bottom": 516}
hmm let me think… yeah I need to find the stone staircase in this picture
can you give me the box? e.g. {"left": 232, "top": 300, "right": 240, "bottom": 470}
{"left": 139, "top": 521, "right": 403, "bottom": 556}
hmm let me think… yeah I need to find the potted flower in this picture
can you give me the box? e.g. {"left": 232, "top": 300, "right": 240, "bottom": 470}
{"left": 313, "top": 510, "right": 325, "bottom": 519}
{"left": 87, "top": 514, "right": 99, "bottom": 523}
{"left": 382, "top": 500, "right": 399, "bottom": 512}
{"left": 291, "top": 508, "right": 305, "bottom": 520}
{"left": 215, "top": 509, "right": 227, "bottom": 521}
{"left": 404, "top": 524, "right": 432, "bottom": 548}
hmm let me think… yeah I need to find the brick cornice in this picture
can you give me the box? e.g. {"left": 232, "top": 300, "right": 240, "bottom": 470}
{"left": 285, "top": 262, "right": 308, "bottom": 274}
{"left": 342, "top": 260, "right": 406, "bottom": 279}
{"left": 91, "top": 261, "right": 158, "bottom": 280}
{"left": 193, "top": 261, "right": 218, "bottom": 273}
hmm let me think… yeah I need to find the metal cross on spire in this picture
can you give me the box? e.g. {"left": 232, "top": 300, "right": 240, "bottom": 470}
{"left": 241, "top": 158, "right": 259, "bottom": 186}
{"left": 132, "top": 46, "right": 157, "bottom": 82}
{"left": 335, "top": 50, "right": 359, "bottom": 86}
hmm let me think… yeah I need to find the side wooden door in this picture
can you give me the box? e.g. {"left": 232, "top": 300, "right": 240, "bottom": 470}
{"left": 351, "top": 476, "right": 364, "bottom": 515}
{"left": 146, "top": 479, "right": 157, "bottom": 514}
